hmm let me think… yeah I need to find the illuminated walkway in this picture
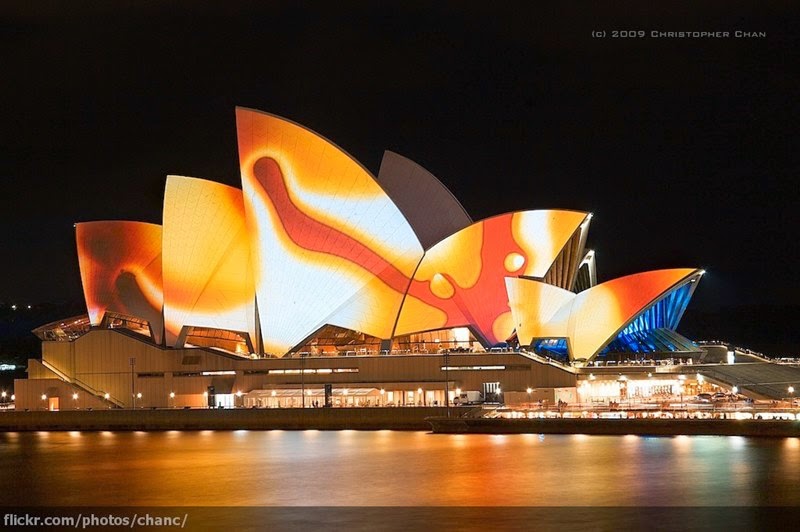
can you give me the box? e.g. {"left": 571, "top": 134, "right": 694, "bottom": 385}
{"left": 692, "top": 363, "right": 800, "bottom": 401}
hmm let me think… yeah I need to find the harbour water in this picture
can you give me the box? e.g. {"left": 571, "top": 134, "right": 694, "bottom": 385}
{"left": 2, "top": 430, "right": 799, "bottom": 507}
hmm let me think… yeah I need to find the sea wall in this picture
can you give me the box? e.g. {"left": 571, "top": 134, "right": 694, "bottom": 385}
{"left": 427, "top": 417, "right": 800, "bottom": 437}
{"left": 5, "top": 408, "right": 800, "bottom": 436}
{"left": 0, "top": 407, "right": 465, "bottom": 432}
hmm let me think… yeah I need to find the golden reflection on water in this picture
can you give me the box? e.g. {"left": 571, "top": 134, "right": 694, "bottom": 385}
{"left": 0, "top": 432, "right": 798, "bottom": 506}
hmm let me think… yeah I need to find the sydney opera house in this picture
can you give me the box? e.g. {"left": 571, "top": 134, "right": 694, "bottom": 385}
{"left": 15, "top": 108, "right": 706, "bottom": 410}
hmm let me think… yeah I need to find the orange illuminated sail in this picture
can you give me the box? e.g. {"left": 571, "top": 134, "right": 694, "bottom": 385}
{"left": 76, "top": 221, "right": 164, "bottom": 344}
{"left": 396, "top": 210, "right": 589, "bottom": 345}
{"left": 507, "top": 268, "right": 703, "bottom": 360}
{"left": 236, "top": 108, "right": 424, "bottom": 355}
{"left": 161, "top": 176, "right": 256, "bottom": 348}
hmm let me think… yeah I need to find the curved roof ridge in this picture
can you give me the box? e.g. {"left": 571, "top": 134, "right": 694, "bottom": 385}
{"left": 235, "top": 106, "right": 382, "bottom": 183}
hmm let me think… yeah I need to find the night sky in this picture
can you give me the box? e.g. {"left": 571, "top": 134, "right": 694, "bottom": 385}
{"left": 1, "top": 2, "right": 797, "bottom": 353}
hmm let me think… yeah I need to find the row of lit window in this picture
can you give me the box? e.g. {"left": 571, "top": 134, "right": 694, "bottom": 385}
{"left": 440, "top": 365, "right": 506, "bottom": 371}
{"left": 267, "top": 368, "right": 359, "bottom": 374}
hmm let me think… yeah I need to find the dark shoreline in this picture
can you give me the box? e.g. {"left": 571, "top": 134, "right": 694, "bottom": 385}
{"left": 0, "top": 407, "right": 453, "bottom": 431}
{"left": 2, "top": 408, "right": 800, "bottom": 436}
{"left": 426, "top": 416, "right": 800, "bottom": 437}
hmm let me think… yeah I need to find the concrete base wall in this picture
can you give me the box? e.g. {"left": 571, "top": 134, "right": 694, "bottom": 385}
{"left": 25, "top": 329, "right": 577, "bottom": 410}
{"left": 14, "top": 378, "right": 110, "bottom": 411}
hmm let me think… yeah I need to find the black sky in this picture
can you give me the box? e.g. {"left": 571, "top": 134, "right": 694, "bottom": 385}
{"left": 1, "top": 1, "right": 797, "bottom": 352}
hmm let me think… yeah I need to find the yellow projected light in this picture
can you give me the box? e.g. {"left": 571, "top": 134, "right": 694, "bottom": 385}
{"left": 505, "top": 278, "right": 575, "bottom": 346}
{"left": 236, "top": 108, "right": 424, "bottom": 354}
{"left": 161, "top": 176, "right": 256, "bottom": 348}
{"left": 75, "top": 221, "right": 164, "bottom": 343}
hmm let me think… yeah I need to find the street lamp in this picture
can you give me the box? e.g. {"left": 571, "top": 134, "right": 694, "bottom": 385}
{"left": 789, "top": 386, "right": 795, "bottom": 405}
{"left": 72, "top": 392, "right": 78, "bottom": 409}
{"left": 169, "top": 391, "right": 175, "bottom": 408}
{"left": 444, "top": 349, "right": 450, "bottom": 417}
{"left": 10, "top": 395, "right": 14, "bottom": 402}
{"left": 300, "top": 353, "right": 305, "bottom": 409}
{"left": 136, "top": 392, "right": 142, "bottom": 408}
{"left": 41, "top": 394, "right": 47, "bottom": 410}
{"left": 379, "top": 388, "right": 385, "bottom": 407}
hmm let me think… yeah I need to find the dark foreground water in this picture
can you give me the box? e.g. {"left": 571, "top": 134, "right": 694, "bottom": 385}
{"left": 2, "top": 431, "right": 799, "bottom": 507}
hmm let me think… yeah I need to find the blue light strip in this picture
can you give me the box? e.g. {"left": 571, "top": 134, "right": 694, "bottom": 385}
{"left": 531, "top": 338, "right": 570, "bottom": 362}
{"left": 600, "top": 327, "right": 698, "bottom": 355}
{"left": 616, "top": 283, "right": 693, "bottom": 337}
{"left": 598, "top": 283, "right": 697, "bottom": 355}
